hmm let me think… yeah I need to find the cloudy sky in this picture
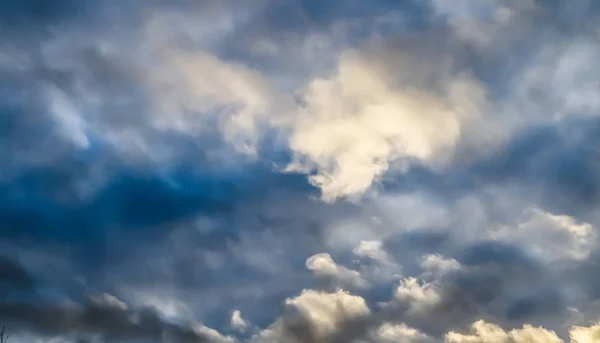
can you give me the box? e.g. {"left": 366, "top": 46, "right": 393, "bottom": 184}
{"left": 1, "top": 0, "right": 600, "bottom": 342}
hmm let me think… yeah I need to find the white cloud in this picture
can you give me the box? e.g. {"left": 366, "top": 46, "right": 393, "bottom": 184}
{"left": 146, "top": 47, "right": 279, "bottom": 156}
{"left": 445, "top": 320, "right": 563, "bottom": 343}
{"left": 491, "top": 208, "right": 596, "bottom": 262}
{"left": 285, "top": 50, "right": 485, "bottom": 201}
{"left": 420, "top": 254, "right": 461, "bottom": 276}
{"left": 306, "top": 253, "right": 368, "bottom": 289}
{"left": 570, "top": 322, "right": 600, "bottom": 343}
{"left": 353, "top": 240, "right": 390, "bottom": 263}
{"left": 253, "top": 289, "right": 370, "bottom": 343}
{"left": 374, "top": 323, "right": 434, "bottom": 343}
{"left": 445, "top": 320, "right": 600, "bottom": 343}
{"left": 394, "top": 277, "right": 442, "bottom": 314}
{"left": 285, "top": 289, "right": 371, "bottom": 331}
{"left": 230, "top": 310, "right": 250, "bottom": 332}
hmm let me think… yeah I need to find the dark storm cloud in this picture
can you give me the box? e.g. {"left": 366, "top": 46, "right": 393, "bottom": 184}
{"left": 0, "top": 296, "right": 226, "bottom": 343}
{"left": 0, "top": 259, "right": 229, "bottom": 343}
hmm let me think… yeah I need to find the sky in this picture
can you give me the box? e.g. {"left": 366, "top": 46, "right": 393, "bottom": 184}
{"left": 1, "top": 0, "right": 600, "bottom": 342}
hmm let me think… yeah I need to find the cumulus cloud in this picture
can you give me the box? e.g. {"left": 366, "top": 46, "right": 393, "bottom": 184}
{"left": 231, "top": 310, "right": 250, "bottom": 332}
{"left": 491, "top": 208, "right": 596, "bottom": 262}
{"left": 284, "top": 289, "right": 371, "bottom": 328}
{"left": 252, "top": 289, "right": 371, "bottom": 343}
{"left": 445, "top": 320, "right": 563, "bottom": 343}
{"left": 353, "top": 240, "right": 391, "bottom": 264}
{"left": 445, "top": 319, "right": 600, "bottom": 343}
{"left": 420, "top": 254, "right": 461, "bottom": 276}
{"left": 306, "top": 253, "right": 368, "bottom": 289}
{"left": 570, "top": 322, "right": 600, "bottom": 343}
{"left": 141, "top": 22, "right": 490, "bottom": 201}
{"left": 394, "top": 277, "right": 442, "bottom": 314}
{"left": 285, "top": 50, "right": 486, "bottom": 201}
{"left": 374, "top": 323, "right": 434, "bottom": 343}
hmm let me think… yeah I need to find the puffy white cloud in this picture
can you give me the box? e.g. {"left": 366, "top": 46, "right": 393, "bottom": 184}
{"left": 570, "top": 322, "right": 600, "bottom": 343}
{"left": 353, "top": 240, "right": 390, "bottom": 263}
{"left": 306, "top": 253, "right": 368, "bottom": 289}
{"left": 420, "top": 254, "right": 461, "bottom": 276}
{"left": 285, "top": 289, "right": 371, "bottom": 331}
{"left": 445, "top": 320, "right": 600, "bottom": 343}
{"left": 230, "top": 310, "right": 250, "bottom": 332}
{"left": 252, "top": 289, "right": 370, "bottom": 343}
{"left": 491, "top": 208, "right": 596, "bottom": 262}
{"left": 445, "top": 320, "right": 563, "bottom": 343}
{"left": 285, "top": 50, "right": 486, "bottom": 201}
{"left": 394, "top": 277, "right": 442, "bottom": 314}
{"left": 374, "top": 323, "right": 434, "bottom": 343}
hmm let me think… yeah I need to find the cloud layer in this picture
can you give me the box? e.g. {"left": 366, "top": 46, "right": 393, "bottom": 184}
{"left": 1, "top": 0, "right": 600, "bottom": 343}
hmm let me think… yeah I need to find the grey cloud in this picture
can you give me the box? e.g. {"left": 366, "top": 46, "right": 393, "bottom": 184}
{"left": 0, "top": 299, "right": 221, "bottom": 343}
{"left": 0, "top": 255, "right": 222, "bottom": 343}
{"left": 1, "top": 1, "right": 600, "bottom": 343}
{"left": 0, "top": 256, "right": 35, "bottom": 293}
{"left": 0, "top": 277, "right": 230, "bottom": 343}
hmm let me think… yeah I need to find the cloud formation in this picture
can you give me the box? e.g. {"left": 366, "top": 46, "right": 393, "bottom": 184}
{"left": 284, "top": 49, "right": 486, "bottom": 201}
{"left": 446, "top": 319, "right": 600, "bottom": 343}
{"left": 1, "top": 0, "right": 600, "bottom": 343}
